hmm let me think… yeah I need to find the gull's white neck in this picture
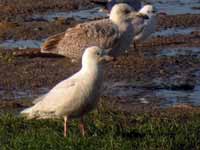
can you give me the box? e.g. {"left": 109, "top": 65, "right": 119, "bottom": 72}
{"left": 139, "top": 7, "right": 155, "bottom": 18}
{"left": 80, "top": 62, "right": 103, "bottom": 80}
{"left": 112, "top": 19, "right": 131, "bottom": 33}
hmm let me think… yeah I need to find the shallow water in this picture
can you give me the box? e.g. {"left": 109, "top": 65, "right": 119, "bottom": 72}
{"left": 0, "top": 26, "right": 198, "bottom": 50}
{"left": 153, "top": 27, "right": 199, "bottom": 37}
{"left": 0, "top": 40, "right": 43, "bottom": 49}
{"left": 32, "top": 7, "right": 108, "bottom": 22}
{"left": 0, "top": 72, "right": 199, "bottom": 107}
{"left": 157, "top": 47, "right": 200, "bottom": 57}
{"left": 156, "top": 85, "right": 200, "bottom": 107}
{"left": 103, "top": 72, "right": 200, "bottom": 107}
{"left": 195, "top": 71, "right": 200, "bottom": 82}
{"left": 152, "top": 0, "right": 200, "bottom": 15}
{"left": 1, "top": 2, "right": 199, "bottom": 50}
{"left": 157, "top": 70, "right": 200, "bottom": 107}
{"left": 0, "top": 0, "right": 199, "bottom": 109}
{"left": 31, "top": 0, "right": 200, "bottom": 23}
{"left": 0, "top": 88, "right": 49, "bottom": 100}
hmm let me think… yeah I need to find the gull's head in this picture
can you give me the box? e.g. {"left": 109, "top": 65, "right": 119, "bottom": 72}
{"left": 139, "top": 5, "right": 157, "bottom": 17}
{"left": 109, "top": 3, "right": 133, "bottom": 24}
{"left": 82, "top": 46, "right": 113, "bottom": 68}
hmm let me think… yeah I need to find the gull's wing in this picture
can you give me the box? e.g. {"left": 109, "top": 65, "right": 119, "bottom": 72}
{"left": 133, "top": 15, "right": 157, "bottom": 41}
{"left": 21, "top": 77, "right": 79, "bottom": 119}
{"left": 32, "top": 94, "right": 46, "bottom": 104}
{"left": 32, "top": 74, "right": 78, "bottom": 105}
{"left": 132, "top": 16, "right": 146, "bottom": 36}
{"left": 31, "top": 78, "right": 79, "bottom": 116}
{"left": 41, "top": 32, "right": 65, "bottom": 54}
{"left": 41, "top": 19, "right": 120, "bottom": 59}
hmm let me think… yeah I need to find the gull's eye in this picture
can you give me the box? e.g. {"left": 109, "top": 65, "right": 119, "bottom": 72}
{"left": 124, "top": 9, "right": 131, "bottom": 14}
{"left": 97, "top": 51, "right": 101, "bottom": 56}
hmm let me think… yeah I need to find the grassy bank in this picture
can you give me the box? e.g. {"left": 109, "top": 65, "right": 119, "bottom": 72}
{"left": 0, "top": 104, "right": 200, "bottom": 150}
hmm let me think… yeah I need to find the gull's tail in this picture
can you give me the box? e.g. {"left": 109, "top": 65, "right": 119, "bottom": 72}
{"left": 20, "top": 107, "right": 35, "bottom": 119}
{"left": 20, "top": 106, "right": 57, "bottom": 119}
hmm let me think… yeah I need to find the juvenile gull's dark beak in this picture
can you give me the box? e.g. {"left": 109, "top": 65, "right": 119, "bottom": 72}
{"left": 136, "top": 13, "right": 149, "bottom": 19}
{"left": 99, "top": 50, "right": 114, "bottom": 62}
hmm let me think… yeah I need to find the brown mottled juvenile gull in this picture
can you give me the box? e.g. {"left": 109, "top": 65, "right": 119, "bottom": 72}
{"left": 20, "top": 46, "right": 113, "bottom": 137}
{"left": 41, "top": 3, "right": 148, "bottom": 60}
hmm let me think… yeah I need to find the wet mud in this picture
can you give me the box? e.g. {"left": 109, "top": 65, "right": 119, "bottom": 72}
{"left": 0, "top": 0, "right": 200, "bottom": 113}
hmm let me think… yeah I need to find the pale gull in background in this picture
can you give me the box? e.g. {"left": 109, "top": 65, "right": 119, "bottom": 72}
{"left": 21, "top": 46, "right": 113, "bottom": 137}
{"left": 41, "top": 3, "right": 148, "bottom": 61}
{"left": 90, "top": 0, "right": 142, "bottom": 11}
{"left": 133, "top": 5, "right": 166, "bottom": 49}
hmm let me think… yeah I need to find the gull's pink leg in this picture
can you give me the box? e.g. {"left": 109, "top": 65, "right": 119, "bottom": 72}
{"left": 79, "top": 117, "right": 85, "bottom": 136}
{"left": 64, "top": 116, "right": 68, "bottom": 137}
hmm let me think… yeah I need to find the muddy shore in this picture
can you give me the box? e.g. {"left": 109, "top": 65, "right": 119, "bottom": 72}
{"left": 0, "top": 0, "right": 200, "bottom": 113}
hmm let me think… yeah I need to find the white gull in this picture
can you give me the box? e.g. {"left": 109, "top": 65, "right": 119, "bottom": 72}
{"left": 133, "top": 5, "right": 159, "bottom": 49}
{"left": 21, "top": 46, "right": 113, "bottom": 137}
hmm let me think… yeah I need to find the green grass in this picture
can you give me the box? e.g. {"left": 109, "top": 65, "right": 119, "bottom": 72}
{"left": 0, "top": 106, "right": 200, "bottom": 150}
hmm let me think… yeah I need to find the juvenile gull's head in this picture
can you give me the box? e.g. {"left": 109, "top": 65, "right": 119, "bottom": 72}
{"left": 109, "top": 3, "right": 133, "bottom": 24}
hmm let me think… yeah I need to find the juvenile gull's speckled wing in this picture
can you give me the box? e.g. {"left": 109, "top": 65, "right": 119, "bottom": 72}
{"left": 41, "top": 19, "right": 120, "bottom": 60}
